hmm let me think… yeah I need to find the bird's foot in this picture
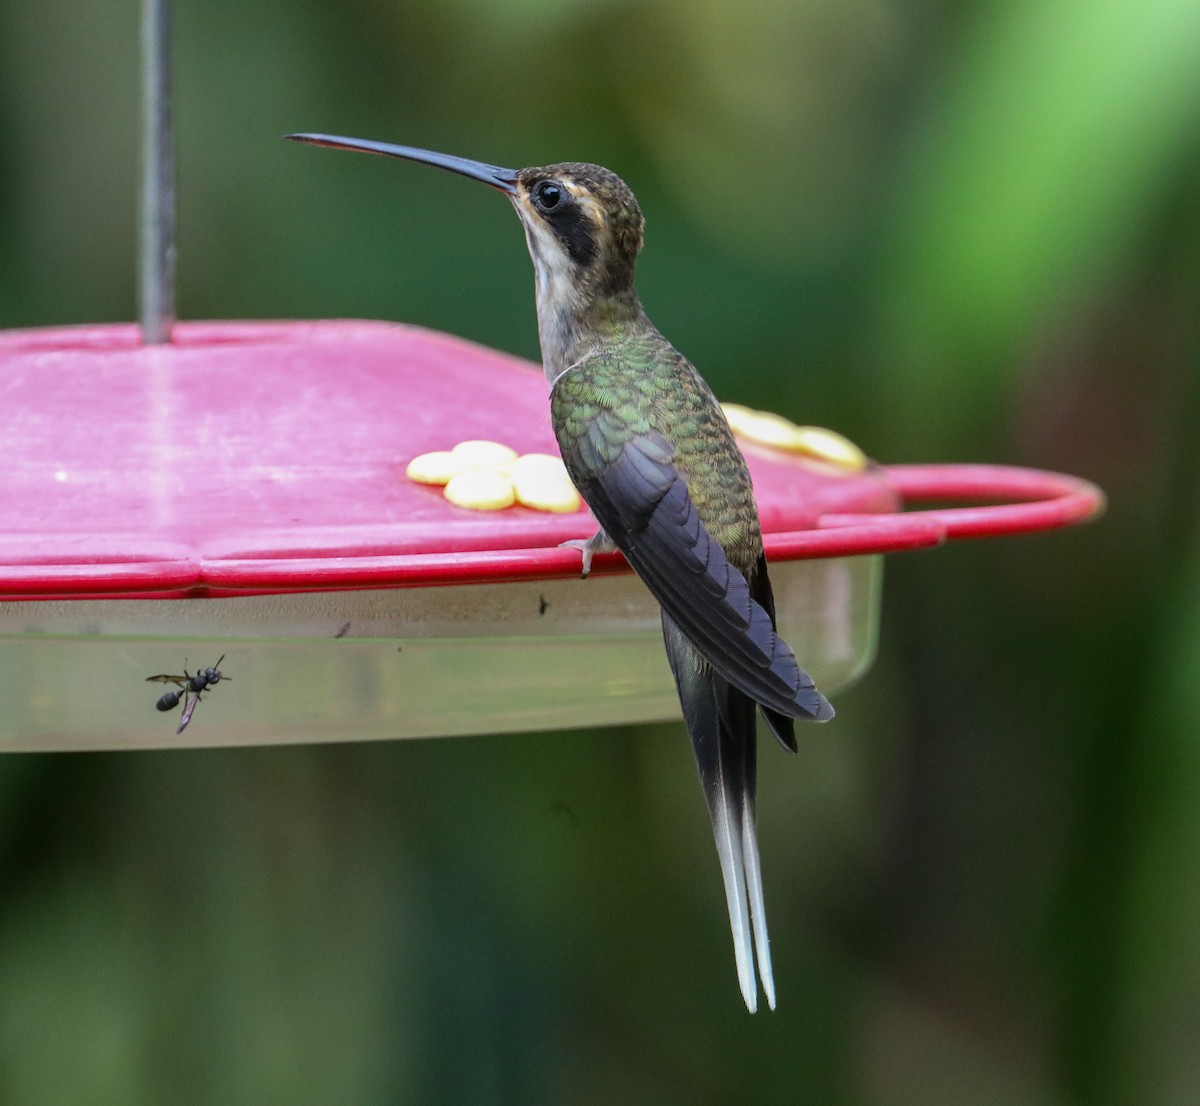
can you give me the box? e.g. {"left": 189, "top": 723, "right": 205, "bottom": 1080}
{"left": 559, "top": 529, "right": 617, "bottom": 578}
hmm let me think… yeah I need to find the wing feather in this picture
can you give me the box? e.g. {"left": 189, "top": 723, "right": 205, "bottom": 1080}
{"left": 570, "top": 428, "right": 831, "bottom": 722}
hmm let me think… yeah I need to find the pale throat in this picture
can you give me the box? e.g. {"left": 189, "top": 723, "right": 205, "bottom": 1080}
{"left": 521, "top": 220, "right": 586, "bottom": 386}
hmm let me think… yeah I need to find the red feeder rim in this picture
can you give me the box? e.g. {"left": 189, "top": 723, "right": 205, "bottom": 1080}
{"left": 0, "top": 320, "right": 1104, "bottom": 601}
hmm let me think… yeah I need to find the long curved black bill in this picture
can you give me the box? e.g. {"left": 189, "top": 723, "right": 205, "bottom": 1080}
{"left": 285, "top": 133, "right": 518, "bottom": 194}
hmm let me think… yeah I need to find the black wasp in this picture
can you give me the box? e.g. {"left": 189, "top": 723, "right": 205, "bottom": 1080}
{"left": 146, "top": 655, "right": 232, "bottom": 734}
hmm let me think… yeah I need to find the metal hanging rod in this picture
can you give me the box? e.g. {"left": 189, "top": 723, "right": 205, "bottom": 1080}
{"left": 139, "top": 0, "right": 175, "bottom": 344}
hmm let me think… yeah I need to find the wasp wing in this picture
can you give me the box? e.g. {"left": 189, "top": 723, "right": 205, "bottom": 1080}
{"left": 176, "top": 691, "right": 201, "bottom": 735}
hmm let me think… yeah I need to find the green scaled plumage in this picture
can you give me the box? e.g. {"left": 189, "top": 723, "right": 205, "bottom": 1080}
{"left": 284, "top": 132, "right": 835, "bottom": 1013}
{"left": 551, "top": 331, "right": 762, "bottom": 565}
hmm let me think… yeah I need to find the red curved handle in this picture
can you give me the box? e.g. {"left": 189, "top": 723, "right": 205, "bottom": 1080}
{"left": 880, "top": 463, "right": 1106, "bottom": 537}
{"left": 760, "top": 462, "right": 1105, "bottom": 561}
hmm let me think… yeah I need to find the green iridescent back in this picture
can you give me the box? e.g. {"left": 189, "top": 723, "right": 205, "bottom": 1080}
{"left": 551, "top": 326, "right": 763, "bottom": 572}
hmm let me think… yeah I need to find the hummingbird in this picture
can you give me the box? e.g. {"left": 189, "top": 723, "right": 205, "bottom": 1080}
{"left": 286, "top": 132, "right": 835, "bottom": 1012}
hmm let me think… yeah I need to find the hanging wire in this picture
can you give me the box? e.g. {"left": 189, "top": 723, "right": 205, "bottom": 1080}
{"left": 139, "top": 0, "right": 175, "bottom": 344}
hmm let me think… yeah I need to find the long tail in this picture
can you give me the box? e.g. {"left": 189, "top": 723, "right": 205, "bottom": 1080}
{"left": 662, "top": 612, "right": 775, "bottom": 1013}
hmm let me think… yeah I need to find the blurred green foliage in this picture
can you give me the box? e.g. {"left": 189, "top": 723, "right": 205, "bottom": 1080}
{"left": 1, "top": 0, "right": 1198, "bottom": 1102}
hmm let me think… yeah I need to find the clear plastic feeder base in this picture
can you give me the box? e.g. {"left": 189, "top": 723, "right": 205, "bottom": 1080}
{"left": 0, "top": 555, "right": 878, "bottom": 752}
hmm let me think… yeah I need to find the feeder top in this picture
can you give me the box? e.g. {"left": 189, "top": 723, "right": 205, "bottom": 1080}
{"left": 0, "top": 319, "right": 954, "bottom": 599}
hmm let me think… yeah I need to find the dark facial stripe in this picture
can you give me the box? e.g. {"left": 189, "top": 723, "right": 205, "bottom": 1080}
{"left": 547, "top": 202, "right": 597, "bottom": 267}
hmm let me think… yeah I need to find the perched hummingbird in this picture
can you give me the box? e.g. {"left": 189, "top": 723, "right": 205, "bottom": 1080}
{"left": 286, "top": 133, "right": 835, "bottom": 1011}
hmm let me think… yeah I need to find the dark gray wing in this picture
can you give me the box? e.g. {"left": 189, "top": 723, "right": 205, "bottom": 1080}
{"left": 571, "top": 428, "right": 832, "bottom": 722}
{"left": 750, "top": 556, "right": 801, "bottom": 752}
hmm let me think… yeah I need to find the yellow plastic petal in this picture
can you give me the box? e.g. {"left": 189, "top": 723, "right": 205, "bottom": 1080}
{"left": 789, "top": 426, "right": 868, "bottom": 471}
{"left": 405, "top": 450, "right": 459, "bottom": 485}
{"left": 449, "top": 440, "right": 519, "bottom": 469}
{"left": 510, "top": 453, "right": 581, "bottom": 513}
{"left": 443, "top": 469, "right": 516, "bottom": 510}
{"left": 720, "top": 403, "right": 760, "bottom": 436}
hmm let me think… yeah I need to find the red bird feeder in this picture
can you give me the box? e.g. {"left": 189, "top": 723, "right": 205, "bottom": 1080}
{"left": 0, "top": 319, "right": 1102, "bottom": 752}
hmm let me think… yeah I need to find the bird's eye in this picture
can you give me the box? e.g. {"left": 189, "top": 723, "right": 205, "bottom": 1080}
{"left": 533, "top": 181, "right": 563, "bottom": 212}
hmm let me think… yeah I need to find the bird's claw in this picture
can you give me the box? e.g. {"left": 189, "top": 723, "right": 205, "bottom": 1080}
{"left": 559, "top": 529, "right": 616, "bottom": 578}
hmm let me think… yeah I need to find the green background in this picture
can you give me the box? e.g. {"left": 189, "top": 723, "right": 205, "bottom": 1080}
{"left": 2, "top": 0, "right": 1199, "bottom": 1101}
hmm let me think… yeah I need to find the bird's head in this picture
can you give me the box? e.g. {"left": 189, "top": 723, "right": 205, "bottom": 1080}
{"left": 510, "top": 162, "right": 643, "bottom": 307}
